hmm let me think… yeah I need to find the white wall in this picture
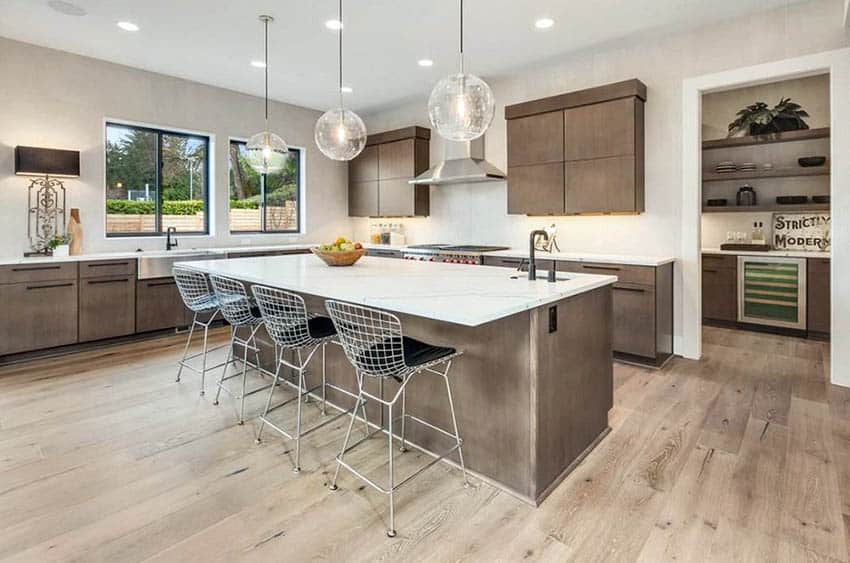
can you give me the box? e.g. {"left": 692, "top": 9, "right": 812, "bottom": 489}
{"left": 356, "top": 0, "right": 849, "bottom": 354}
{"left": 0, "top": 37, "right": 350, "bottom": 257}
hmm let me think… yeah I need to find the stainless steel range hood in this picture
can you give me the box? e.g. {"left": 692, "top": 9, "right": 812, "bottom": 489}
{"left": 409, "top": 136, "right": 506, "bottom": 185}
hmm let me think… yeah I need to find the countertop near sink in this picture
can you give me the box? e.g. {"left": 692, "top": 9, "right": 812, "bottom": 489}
{"left": 702, "top": 248, "right": 830, "bottom": 259}
{"left": 486, "top": 249, "right": 675, "bottom": 267}
{"left": 0, "top": 243, "right": 317, "bottom": 266}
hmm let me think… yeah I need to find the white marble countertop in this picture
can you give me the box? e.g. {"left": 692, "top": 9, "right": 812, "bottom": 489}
{"left": 486, "top": 249, "right": 675, "bottom": 267}
{"left": 702, "top": 248, "right": 830, "bottom": 259}
{"left": 0, "top": 243, "right": 317, "bottom": 266}
{"left": 179, "top": 254, "right": 617, "bottom": 327}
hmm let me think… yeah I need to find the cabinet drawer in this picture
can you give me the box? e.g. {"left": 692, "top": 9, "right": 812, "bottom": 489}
{"left": 0, "top": 280, "right": 78, "bottom": 355}
{"left": 136, "top": 277, "right": 192, "bottom": 333}
{"left": 79, "top": 276, "right": 136, "bottom": 342}
{"left": 702, "top": 254, "right": 736, "bottom": 270}
{"left": 561, "top": 261, "right": 655, "bottom": 285}
{"left": 702, "top": 267, "right": 737, "bottom": 322}
{"left": 482, "top": 256, "right": 553, "bottom": 272}
{"left": 0, "top": 262, "right": 77, "bottom": 284}
{"left": 612, "top": 282, "right": 656, "bottom": 359}
{"left": 79, "top": 259, "right": 136, "bottom": 279}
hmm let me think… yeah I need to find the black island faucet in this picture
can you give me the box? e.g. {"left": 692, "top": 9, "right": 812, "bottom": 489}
{"left": 528, "top": 229, "right": 549, "bottom": 281}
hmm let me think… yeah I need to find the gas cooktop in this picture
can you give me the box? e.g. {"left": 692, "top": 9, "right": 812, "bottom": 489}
{"left": 406, "top": 244, "right": 510, "bottom": 252}
{"left": 402, "top": 244, "right": 511, "bottom": 265}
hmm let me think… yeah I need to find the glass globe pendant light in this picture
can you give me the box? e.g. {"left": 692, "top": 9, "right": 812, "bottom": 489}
{"left": 315, "top": 0, "right": 367, "bottom": 161}
{"left": 428, "top": 0, "right": 495, "bottom": 141}
{"left": 246, "top": 15, "right": 289, "bottom": 174}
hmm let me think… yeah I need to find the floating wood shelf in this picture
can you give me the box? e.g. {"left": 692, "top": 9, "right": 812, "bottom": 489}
{"left": 702, "top": 127, "right": 830, "bottom": 150}
{"left": 702, "top": 167, "right": 829, "bottom": 182}
{"left": 702, "top": 202, "right": 830, "bottom": 214}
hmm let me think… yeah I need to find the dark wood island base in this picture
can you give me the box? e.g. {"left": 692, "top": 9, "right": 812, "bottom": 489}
{"left": 249, "top": 284, "right": 614, "bottom": 506}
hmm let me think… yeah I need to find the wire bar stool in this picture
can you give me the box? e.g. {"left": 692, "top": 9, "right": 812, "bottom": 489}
{"left": 251, "top": 285, "right": 370, "bottom": 472}
{"left": 208, "top": 274, "right": 273, "bottom": 425}
{"left": 325, "top": 300, "right": 469, "bottom": 538}
{"left": 173, "top": 266, "right": 228, "bottom": 396}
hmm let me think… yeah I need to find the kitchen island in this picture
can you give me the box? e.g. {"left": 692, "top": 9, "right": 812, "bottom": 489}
{"left": 181, "top": 254, "right": 617, "bottom": 505}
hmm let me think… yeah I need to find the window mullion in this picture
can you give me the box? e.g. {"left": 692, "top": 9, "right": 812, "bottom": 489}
{"left": 155, "top": 131, "right": 163, "bottom": 234}
{"left": 260, "top": 173, "right": 266, "bottom": 233}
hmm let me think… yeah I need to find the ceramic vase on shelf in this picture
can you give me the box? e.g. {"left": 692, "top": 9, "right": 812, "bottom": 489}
{"left": 67, "top": 208, "right": 82, "bottom": 256}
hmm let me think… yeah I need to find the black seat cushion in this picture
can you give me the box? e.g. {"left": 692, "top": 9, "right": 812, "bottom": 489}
{"left": 308, "top": 316, "right": 337, "bottom": 339}
{"left": 355, "top": 336, "right": 455, "bottom": 380}
{"left": 403, "top": 337, "right": 456, "bottom": 367}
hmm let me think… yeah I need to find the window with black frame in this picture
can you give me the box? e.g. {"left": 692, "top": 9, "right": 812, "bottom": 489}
{"left": 105, "top": 122, "right": 210, "bottom": 236}
{"left": 228, "top": 140, "right": 301, "bottom": 233}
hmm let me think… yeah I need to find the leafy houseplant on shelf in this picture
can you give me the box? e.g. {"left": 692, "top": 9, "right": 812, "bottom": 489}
{"left": 727, "top": 98, "right": 810, "bottom": 137}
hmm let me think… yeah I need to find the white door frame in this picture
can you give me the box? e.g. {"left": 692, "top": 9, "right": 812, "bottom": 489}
{"left": 681, "top": 48, "right": 850, "bottom": 388}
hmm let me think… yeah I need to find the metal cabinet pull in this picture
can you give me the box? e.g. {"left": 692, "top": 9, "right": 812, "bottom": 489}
{"left": 146, "top": 281, "right": 177, "bottom": 288}
{"left": 13, "top": 265, "right": 62, "bottom": 272}
{"left": 87, "top": 261, "right": 130, "bottom": 267}
{"left": 582, "top": 264, "right": 621, "bottom": 271}
{"left": 703, "top": 268, "right": 718, "bottom": 273}
{"left": 87, "top": 278, "right": 131, "bottom": 285}
{"left": 26, "top": 282, "right": 73, "bottom": 290}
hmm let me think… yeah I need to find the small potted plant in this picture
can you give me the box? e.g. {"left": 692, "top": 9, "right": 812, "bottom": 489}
{"left": 728, "top": 97, "right": 810, "bottom": 137}
{"left": 48, "top": 234, "right": 71, "bottom": 257}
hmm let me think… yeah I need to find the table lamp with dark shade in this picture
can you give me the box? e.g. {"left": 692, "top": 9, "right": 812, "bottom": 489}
{"left": 14, "top": 146, "right": 80, "bottom": 256}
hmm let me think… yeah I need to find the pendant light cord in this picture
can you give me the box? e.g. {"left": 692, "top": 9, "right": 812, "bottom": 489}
{"left": 264, "top": 16, "right": 269, "bottom": 125}
{"left": 459, "top": 0, "right": 464, "bottom": 74}
{"left": 338, "top": 0, "right": 344, "bottom": 108}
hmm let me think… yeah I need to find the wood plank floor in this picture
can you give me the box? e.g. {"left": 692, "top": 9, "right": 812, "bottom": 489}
{"left": 0, "top": 326, "right": 847, "bottom": 562}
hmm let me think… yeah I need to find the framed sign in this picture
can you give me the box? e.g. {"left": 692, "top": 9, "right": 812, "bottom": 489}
{"left": 772, "top": 212, "right": 830, "bottom": 251}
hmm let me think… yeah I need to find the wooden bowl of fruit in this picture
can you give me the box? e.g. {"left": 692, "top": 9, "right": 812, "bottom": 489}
{"left": 311, "top": 238, "right": 366, "bottom": 266}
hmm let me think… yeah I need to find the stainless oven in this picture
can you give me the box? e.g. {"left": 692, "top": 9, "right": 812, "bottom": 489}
{"left": 737, "top": 256, "right": 807, "bottom": 330}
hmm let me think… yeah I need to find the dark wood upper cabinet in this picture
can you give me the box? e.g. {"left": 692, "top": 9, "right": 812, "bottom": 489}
{"left": 349, "top": 145, "right": 378, "bottom": 182}
{"left": 507, "top": 112, "right": 564, "bottom": 166}
{"left": 563, "top": 98, "right": 636, "bottom": 161}
{"left": 505, "top": 79, "right": 646, "bottom": 215}
{"left": 507, "top": 163, "right": 565, "bottom": 215}
{"left": 348, "top": 126, "right": 430, "bottom": 217}
{"left": 565, "top": 155, "right": 638, "bottom": 213}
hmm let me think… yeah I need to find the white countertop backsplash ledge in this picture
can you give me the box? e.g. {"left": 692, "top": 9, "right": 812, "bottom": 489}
{"left": 179, "top": 254, "right": 618, "bottom": 327}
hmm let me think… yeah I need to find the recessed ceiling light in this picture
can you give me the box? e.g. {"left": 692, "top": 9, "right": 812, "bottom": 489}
{"left": 117, "top": 21, "right": 140, "bottom": 32}
{"left": 534, "top": 17, "right": 555, "bottom": 29}
{"left": 250, "top": 60, "right": 266, "bottom": 68}
{"left": 417, "top": 59, "right": 434, "bottom": 67}
{"left": 48, "top": 0, "right": 87, "bottom": 17}
{"left": 325, "top": 19, "right": 343, "bottom": 30}
{"left": 340, "top": 86, "right": 353, "bottom": 93}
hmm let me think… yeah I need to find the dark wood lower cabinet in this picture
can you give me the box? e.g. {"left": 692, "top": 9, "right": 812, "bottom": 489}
{"left": 611, "top": 283, "right": 656, "bottom": 358}
{"left": 702, "top": 266, "right": 737, "bottom": 322}
{"left": 807, "top": 258, "right": 830, "bottom": 334}
{"left": 79, "top": 276, "right": 136, "bottom": 342}
{"left": 136, "top": 277, "right": 193, "bottom": 333}
{"left": 0, "top": 280, "right": 79, "bottom": 355}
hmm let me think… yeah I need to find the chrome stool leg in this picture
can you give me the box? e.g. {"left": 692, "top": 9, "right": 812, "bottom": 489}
{"left": 399, "top": 388, "right": 407, "bottom": 453}
{"left": 330, "top": 380, "right": 365, "bottom": 491}
{"left": 387, "top": 401, "right": 396, "bottom": 537}
{"left": 213, "top": 326, "right": 236, "bottom": 406}
{"left": 199, "top": 318, "right": 210, "bottom": 396}
{"left": 442, "top": 361, "right": 469, "bottom": 488}
{"left": 176, "top": 312, "right": 198, "bottom": 383}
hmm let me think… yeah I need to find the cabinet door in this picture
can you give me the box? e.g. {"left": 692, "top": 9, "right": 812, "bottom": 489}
{"left": 702, "top": 266, "right": 737, "bottom": 322}
{"left": 378, "top": 139, "right": 415, "bottom": 179}
{"left": 507, "top": 163, "right": 565, "bottom": 215}
{"left": 565, "top": 156, "right": 636, "bottom": 213}
{"left": 507, "top": 111, "right": 564, "bottom": 167}
{"left": 79, "top": 276, "right": 136, "bottom": 342}
{"left": 564, "top": 98, "right": 635, "bottom": 161}
{"left": 349, "top": 180, "right": 379, "bottom": 217}
{"left": 807, "top": 258, "right": 830, "bottom": 333}
{"left": 612, "top": 283, "right": 656, "bottom": 358}
{"left": 137, "top": 277, "right": 192, "bottom": 333}
{"left": 0, "top": 280, "right": 78, "bottom": 355}
{"left": 350, "top": 144, "right": 378, "bottom": 182}
{"left": 378, "top": 178, "right": 418, "bottom": 217}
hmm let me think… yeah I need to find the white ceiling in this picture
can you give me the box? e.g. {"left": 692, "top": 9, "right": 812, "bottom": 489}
{"left": 0, "top": 0, "right": 806, "bottom": 113}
